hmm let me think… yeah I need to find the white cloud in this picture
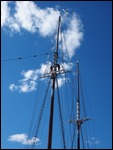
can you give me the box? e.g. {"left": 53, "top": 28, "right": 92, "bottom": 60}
{"left": 37, "top": 62, "right": 51, "bottom": 75}
{"left": 62, "top": 14, "right": 83, "bottom": 58}
{"left": 57, "top": 77, "right": 66, "bottom": 88}
{"left": 1, "top": 1, "right": 10, "bottom": 27}
{"left": 60, "top": 62, "right": 73, "bottom": 71}
{"left": 8, "top": 133, "right": 40, "bottom": 145}
{"left": 1, "top": 1, "right": 20, "bottom": 32}
{"left": 20, "top": 70, "right": 37, "bottom": 81}
{"left": 9, "top": 84, "right": 18, "bottom": 91}
{"left": 19, "top": 81, "right": 37, "bottom": 93}
{"left": 35, "top": 7, "right": 60, "bottom": 37}
{"left": 4, "top": 1, "right": 83, "bottom": 93}
{"left": 1, "top": 1, "right": 83, "bottom": 58}
{"left": 9, "top": 81, "right": 37, "bottom": 93}
{"left": 9, "top": 62, "right": 72, "bottom": 92}
{"left": 1, "top": 1, "right": 60, "bottom": 36}
{"left": 9, "top": 62, "right": 51, "bottom": 93}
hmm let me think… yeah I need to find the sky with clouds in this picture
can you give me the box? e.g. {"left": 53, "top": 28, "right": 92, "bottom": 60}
{"left": 1, "top": 1, "right": 112, "bottom": 149}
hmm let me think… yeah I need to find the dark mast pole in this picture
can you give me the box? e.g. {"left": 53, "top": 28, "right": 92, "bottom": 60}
{"left": 77, "top": 61, "right": 80, "bottom": 149}
{"left": 47, "top": 16, "right": 61, "bottom": 149}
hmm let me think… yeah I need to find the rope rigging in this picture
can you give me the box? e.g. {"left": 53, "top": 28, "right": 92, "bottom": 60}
{"left": 31, "top": 78, "right": 51, "bottom": 149}
{"left": 81, "top": 126, "right": 85, "bottom": 149}
{"left": 63, "top": 71, "right": 76, "bottom": 148}
{"left": 71, "top": 124, "right": 76, "bottom": 149}
{"left": 1, "top": 53, "right": 49, "bottom": 62}
{"left": 56, "top": 78, "right": 66, "bottom": 149}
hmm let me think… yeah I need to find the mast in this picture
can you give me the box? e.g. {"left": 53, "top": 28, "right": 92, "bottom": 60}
{"left": 76, "top": 61, "right": 91, "bottom": 149}
{"left": 47, "top": 16, "right": 61, "bottom": 149}
{"left": 77, "top": 61, "right": 80, "bottom": 149}
{"left": 66, "top": 61, "right": 91, "bottom": 149}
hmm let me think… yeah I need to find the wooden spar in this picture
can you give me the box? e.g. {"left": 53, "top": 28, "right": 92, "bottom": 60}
{"left": 77, "top": 61, "right": 80, "bottom": 149}
{"left": 47, "top": 16, "right": 61, "bottom": 149}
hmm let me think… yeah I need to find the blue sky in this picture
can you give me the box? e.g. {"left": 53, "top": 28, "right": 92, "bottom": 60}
{"left": 1, "top": 1, "right": 112, "bottom": 149}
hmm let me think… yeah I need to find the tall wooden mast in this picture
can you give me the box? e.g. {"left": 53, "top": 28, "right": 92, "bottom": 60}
{"left": 66, "top": 61, "right": 91, "bottom": 149}
{"left": 76, "top": 61, "right": 80, "bottom": 149}
{"left": 47, "top": 16, "right": 61, "bottom": 149}
{"left": 76, "top": 61, "right": 91, "bottom": 149}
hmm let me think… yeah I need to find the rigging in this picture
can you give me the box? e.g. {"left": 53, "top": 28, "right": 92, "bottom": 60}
{"left": 1, "top": 53, "right": 49, "bottom": 62}
{"left": 3, "top": 14, "right": 96, "bottom": 149}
